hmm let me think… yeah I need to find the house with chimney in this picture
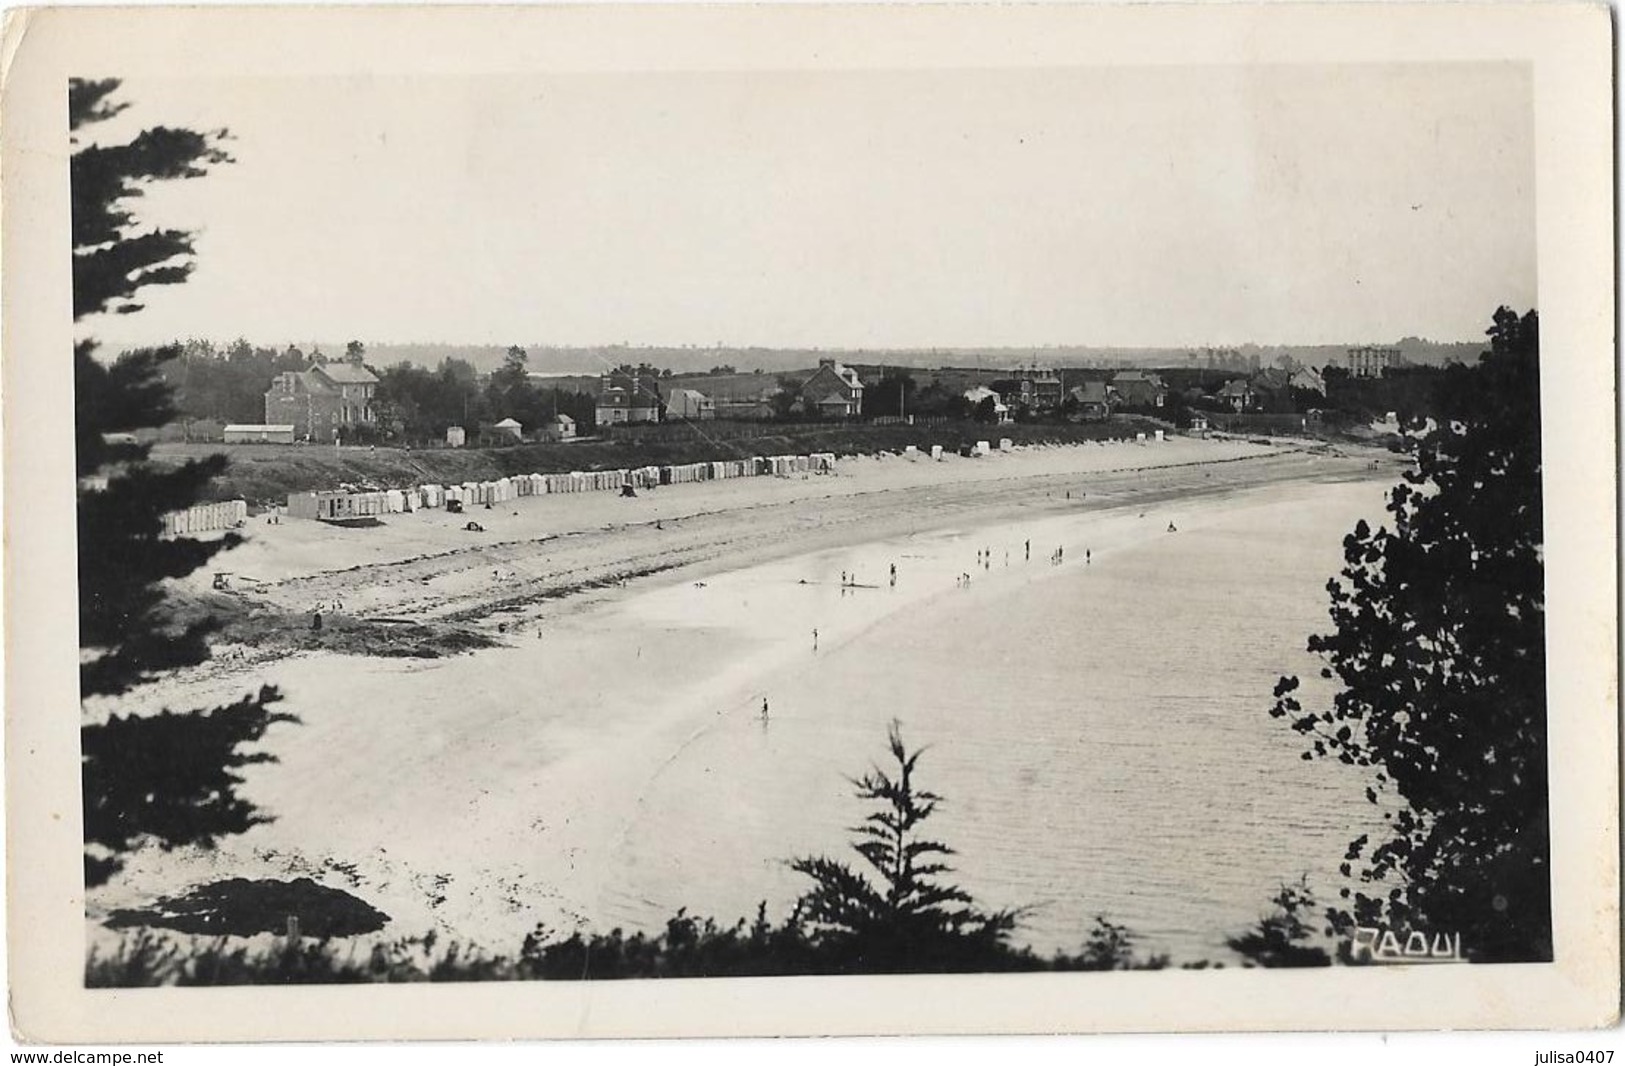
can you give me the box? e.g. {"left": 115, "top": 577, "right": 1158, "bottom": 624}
{"left": 595, "top": 370, "right": 662, "bottom": 425}
{"left": 798, "top": 359, "right": 864, "bottom": 419}
{"left": 263, "top": 356, "right": 380, "bottom": 442}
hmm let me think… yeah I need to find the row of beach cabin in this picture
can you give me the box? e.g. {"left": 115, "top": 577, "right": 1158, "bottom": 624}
{"left": 160, "top": 499, "right": 249, "bottom": 536}
{"left": 285, "top": 453, "right": 840, "bottom": 522}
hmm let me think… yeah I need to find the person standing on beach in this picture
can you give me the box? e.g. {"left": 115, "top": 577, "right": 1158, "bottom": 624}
{"left": 1086, "top": 548, "right": 1092, "bottom": 565}
{"left": 1025, "top": 539, "right": 1030, "bottom": 561}
{"left": 761, "top": 698, "right": 770, "bottom": 722}
{"left": 812, "top": 628, "right": 819, "bottom": 651}
{"left": 889, "top": 563, "right": 896, "bottom": 587}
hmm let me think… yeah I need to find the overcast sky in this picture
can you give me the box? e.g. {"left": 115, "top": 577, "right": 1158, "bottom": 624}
{"left": 77, "top": 63, "right": 1535, "bottom": 352}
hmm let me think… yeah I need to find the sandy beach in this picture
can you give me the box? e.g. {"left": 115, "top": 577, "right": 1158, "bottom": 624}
{"left": 165, "top": 436, "right": 1391, "bottom": 648}
{"left": 92, "top": 436, "right": 1402, "bottom": 959}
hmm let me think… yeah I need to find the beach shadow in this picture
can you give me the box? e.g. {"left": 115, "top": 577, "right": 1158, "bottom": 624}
{"left": 104, "top": 877, "right": 391, "bottom": 938}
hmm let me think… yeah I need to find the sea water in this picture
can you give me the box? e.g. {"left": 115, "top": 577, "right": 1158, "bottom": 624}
{"left": 585, "top": 475, "right": 1393, "bottom": 962}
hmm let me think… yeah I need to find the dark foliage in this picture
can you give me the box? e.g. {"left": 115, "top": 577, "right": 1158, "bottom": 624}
{"left": 70, "top": 79, "right": 232, "bottom": 319}
{"left": 1225, "top": 878, "right": 1332, "bottom": 968}
{"left": 1271, "top": 307, "right": 1548, "bottom": 962}
{"left": 789, "top": 721, "right": 1025, "bottom": 973}
{"left": 860, "top": 369, "right": 917, "bottom": 419}
{"left": 82, "top": 688, "right": 297, "bottom": 886}
{"left": 73, "top": 78, "right": 291, "bottom": 887}
{"left": 371, "top": 355, "right": 598, "bottom": 443}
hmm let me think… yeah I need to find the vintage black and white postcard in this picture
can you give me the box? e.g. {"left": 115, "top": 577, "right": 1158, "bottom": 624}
{"left": 3, "top": 1, "right": 1616, "bottom": 1045}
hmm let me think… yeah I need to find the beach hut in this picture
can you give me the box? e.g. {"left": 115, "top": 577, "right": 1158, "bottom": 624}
{"left": 1154, "top": 429, "right": 1165, "bottom": 442}
{"left": 998, "top": 438, "right": 1013, "bottom": 452}
{"left": 931, "top": 445, "right": 944, "bottom": 461}
{"left": 1135, "top": 432, "right": 1147, "bottom": 442}
{"left": 975, "top": 440, "right": 991, "bottom": 456}
{"left": 385, "top": 489, "right": 405, "bottom": 513}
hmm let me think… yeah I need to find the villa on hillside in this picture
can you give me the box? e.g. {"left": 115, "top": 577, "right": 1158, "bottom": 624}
{"left": 798, "top": 358, "right": 864, "bottom": 418}
{"left": 263, "top": 357, "right": 380, "bottom": 442}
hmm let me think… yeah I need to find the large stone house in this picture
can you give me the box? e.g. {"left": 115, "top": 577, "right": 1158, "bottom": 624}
{"left": 798, "top": 359, "right": 864, "bottom": 418}
{"left": 595, "top": 371, "right": 662, "bottom": 426}
{"left": 263, "top": 359, "right": 380, "bottom": 441}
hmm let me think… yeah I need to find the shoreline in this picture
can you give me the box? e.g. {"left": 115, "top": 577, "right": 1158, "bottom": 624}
{"left": 156, "top": 438, "right": 1402, "bottom": 688}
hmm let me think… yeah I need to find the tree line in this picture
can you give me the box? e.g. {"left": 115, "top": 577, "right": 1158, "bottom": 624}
{"left": 137, "top": 338, "right": 601, "bottom": 443}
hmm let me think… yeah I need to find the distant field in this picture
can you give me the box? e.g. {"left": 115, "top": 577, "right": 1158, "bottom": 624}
{"left": 153, "top": 418, "right": 1184, "bottom": 506}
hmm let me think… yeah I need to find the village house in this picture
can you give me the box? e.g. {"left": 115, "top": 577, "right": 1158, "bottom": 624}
{"left": 263, "top": 357, "right": 380, "bottom": 441}
{"left": 541, "top": 413, "right": 577, "bottom": 441}
{"left": 1066, "top": 380, "right": 1117, "bottom": 421}
{"left": 1217, "top": 379, "right": 1257, "bottom": 412}
{"left": 1001, "top": 369, "right": 1065, "bottom": 412}
{"left": 1290, "top": 365, "right": 1326, "bottom": 395}
{"left": 665, "top": 387, "right": 717, "bottom": 422}
{"left": 488, "top": 417, "right": 524, "bottom": 443}
{"left": 713, "top": 392, "right": 778, "bottom": 421}
{"left": 798, "top": 358, "right": 864, "bottom": 418}
{"left": 1110, "top": 370, "right": 1167, "bottom": 409}
{"left": 595, "top": 370, "right": 662, "bottom": 425}
{"left": 963, "top": 385, "right": 1012, "bottom": 424}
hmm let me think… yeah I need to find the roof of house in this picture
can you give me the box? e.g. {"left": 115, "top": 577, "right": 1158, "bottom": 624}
{"left": 267, "top": 370, "right": 337, "bottom": 396}
{"left": 808, "top": 361, "right": 863, "bottom": 393}
{"left": 597, "top": 387, "right": 660, "bottom": 410}
{"left": 1070, "top": 381, "right": 1114, "bottom": 404}
{"left": 553, "top": 414, "right": 576, "bottom": 425}
{"left": 225, "top": 424, "right": 295, "bottom": 432}
{"left": 670, "top": 388, "right": 711, "bottom": 403}
{"left": 964, "top": 385, "right": 1007, "bottom": 406}
{"left": 1217, "top": 379, "right": 1254, "bottom": 397}
{"left": 1112, "top": 370, "right": 1164, "bottom": 386}
{"left": 494, "top": 417, "right": 523, "bottom": 429}
{"left": 314, "top": 362, "right": 379, "bottom": 385}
